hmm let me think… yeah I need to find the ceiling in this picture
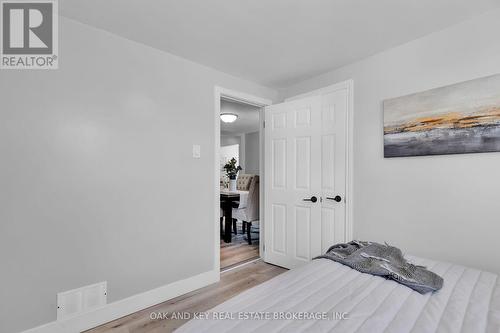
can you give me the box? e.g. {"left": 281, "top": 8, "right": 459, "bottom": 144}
{"left": 220, "top": 99, "right": 260, "bottom": 135}
{"left": 60, "top": 0, "right": 500, "bottom": 88}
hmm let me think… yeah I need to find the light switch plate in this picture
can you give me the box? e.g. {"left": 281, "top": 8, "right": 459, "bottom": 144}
{"left": 192, "top": 144, "right": 201, "bottom": 158}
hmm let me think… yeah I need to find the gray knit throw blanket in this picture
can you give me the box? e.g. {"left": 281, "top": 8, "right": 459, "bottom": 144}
{"left": 315, "top": 241, "right": 443, "bottom": 294}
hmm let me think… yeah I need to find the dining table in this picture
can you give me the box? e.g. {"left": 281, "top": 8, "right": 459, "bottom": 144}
{"left": 220, "top": 189, "right": 241, "bottom": 243}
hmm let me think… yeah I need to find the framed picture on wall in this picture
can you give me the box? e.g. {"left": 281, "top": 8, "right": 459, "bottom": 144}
{"left": 384, "top": 74, "right": 500, "bottom": 157}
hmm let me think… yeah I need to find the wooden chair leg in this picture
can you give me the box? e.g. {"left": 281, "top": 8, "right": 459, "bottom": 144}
{"left": 246, "top": 221, "right": 252, "bottom": 245}
{"left": 232, "top": 218, "right": 237, "bottom": 234}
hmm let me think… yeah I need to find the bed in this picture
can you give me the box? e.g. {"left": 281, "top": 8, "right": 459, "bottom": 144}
{"left": 177, "top": 256, "right": 500, "bottom": 332}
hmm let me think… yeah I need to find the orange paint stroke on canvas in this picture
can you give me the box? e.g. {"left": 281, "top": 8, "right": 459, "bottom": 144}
{"left": 384, "top": 107, "right": 500, "bottom": 134}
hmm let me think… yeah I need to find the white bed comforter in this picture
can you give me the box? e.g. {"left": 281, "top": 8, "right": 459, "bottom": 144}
{"left": 177, "top": 256, "right": 500, "bottom": 333}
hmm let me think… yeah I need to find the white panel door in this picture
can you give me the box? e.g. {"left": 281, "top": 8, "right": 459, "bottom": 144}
{"left": 264, "top": 91, "right": 348, "bottom": 269}
{"left": 319, "top": 90, "right": 348, "bottom": 253}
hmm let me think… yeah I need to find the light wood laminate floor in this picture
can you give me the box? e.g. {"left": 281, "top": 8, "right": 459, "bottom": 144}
{"left": 85, "top": 260, "right": 286, "bottom": 333}
{"left": 220, "top": 233, "right": 259, "bottom": 270}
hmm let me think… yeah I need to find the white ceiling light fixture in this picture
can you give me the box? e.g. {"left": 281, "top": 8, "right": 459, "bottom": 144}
{"left": 220, "top": 113, "right": 238, "bottom": 123}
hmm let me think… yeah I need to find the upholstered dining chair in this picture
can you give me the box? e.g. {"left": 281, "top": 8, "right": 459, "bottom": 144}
{"left": 232, "top": 175, "right": 259, "bottom": 244}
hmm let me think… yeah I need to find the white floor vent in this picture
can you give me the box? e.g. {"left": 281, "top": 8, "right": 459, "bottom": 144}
{"left": 57, "top": 281, "right": 107, "bottom": 320}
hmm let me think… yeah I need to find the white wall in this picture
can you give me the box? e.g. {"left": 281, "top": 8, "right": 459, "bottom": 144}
{"left": 0, "top": 17, "right": 277, "bottom": 333}
{"left": 221, "top": 135, "right": 242, "bottom": 147}
{"left": 282, "top": 8, "right": 500, "bottom": 274}
{"left": 221, "top": 134, "right": 244, "bottom": 171}
{"left": 220, "top": 144, "right": 240, "bottom": 179}
{"left": 220, "top": 132, "right": 259, "bottom": 175}
{"left": 244, "top": 131, "right": 260, "bottom": 175}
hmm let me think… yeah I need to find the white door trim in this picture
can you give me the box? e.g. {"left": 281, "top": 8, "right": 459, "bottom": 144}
{"left": 214, "top": 87, "right": 272, "bottom": 273}
{"left": 285, "top": 79, "right": 354, "bottom": 242}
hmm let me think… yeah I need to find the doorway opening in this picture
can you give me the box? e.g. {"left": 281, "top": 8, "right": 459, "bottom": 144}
{"left": 219, "top": 99, "right": 261, "bottom": 270}
{"left": 215, "top": 88, "right": 272, "bottom": 272}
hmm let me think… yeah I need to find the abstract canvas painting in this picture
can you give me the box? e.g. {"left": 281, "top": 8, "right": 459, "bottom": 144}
{"left": 384, "top": 74, "right": 500, "bottom": 157}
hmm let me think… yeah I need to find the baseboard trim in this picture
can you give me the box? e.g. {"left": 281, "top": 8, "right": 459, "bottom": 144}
{"left": 22, "top": 269, "right": 220, "bottom": 333}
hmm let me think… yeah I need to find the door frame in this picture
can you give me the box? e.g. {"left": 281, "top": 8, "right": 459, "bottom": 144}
{"left": 214, "top": 86, "right": 272, "bottom": 273}
{"left": 284, "top": 79, "right": 354, "bottom": 244}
